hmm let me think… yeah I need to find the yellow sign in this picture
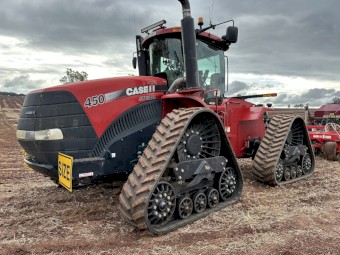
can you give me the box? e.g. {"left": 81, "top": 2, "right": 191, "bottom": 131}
{"left": 58, "top": 153, "right": 73, "bottom": 192}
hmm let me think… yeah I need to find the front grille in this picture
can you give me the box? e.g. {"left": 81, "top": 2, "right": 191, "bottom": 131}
{"left": 17, "top": 90, "right": 98, "bottom": 165}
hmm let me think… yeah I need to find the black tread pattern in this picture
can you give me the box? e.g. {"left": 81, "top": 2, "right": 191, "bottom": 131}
{"left": 252, "top": 114, "right": 314, "bottom": 185}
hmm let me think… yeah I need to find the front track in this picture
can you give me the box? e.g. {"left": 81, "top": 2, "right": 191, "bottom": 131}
{"left": 119, "top": 108, "right": 243, "bottom": 234}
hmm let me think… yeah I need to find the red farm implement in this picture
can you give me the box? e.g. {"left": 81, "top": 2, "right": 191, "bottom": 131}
{"left": 308, "top": 123, "right": 340, "bottom": 159}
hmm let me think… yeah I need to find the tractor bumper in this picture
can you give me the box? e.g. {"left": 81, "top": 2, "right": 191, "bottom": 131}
{"left": 24, "top": 157, "right": 107, "bottom": 187}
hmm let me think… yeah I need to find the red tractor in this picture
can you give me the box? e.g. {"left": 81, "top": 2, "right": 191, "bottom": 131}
{"left": 16, "top": 0, "right": 314, "bottom": 234}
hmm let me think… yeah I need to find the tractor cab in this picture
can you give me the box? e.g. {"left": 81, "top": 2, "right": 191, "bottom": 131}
{"left": 147, "top": 35, "right": 225, "bottom": 94}
{"left": 133, "top": 19, "right": 238, "bottom": 99}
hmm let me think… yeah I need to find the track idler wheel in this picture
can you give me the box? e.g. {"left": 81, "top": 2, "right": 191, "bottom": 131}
{"left": 146, "top": 182, "right": 176, "bottom": 227}
{"left": 275, "top": 159, "right": 284, "bottom": 182}
{"left": 302, "top": 153, "right": 312, "bottom": 174}
{"left": 218, "top": 167, "right": 237, "bottom": 201}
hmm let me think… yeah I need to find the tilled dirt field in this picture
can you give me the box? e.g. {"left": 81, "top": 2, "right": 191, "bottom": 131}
{"left": 0, "top": 96, "right": 339, "bottom": 255}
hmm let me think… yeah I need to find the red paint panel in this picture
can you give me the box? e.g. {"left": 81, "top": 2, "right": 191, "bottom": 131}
{"left": 216, "top": 98, "right": 270, "bottom": 157}
{"left": 30, "top": 76, "right": 167, "bottom": 137}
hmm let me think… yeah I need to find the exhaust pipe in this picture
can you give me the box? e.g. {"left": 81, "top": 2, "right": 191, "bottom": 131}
{"left": 178, "top": 0, "right": 199, "bottom": 89}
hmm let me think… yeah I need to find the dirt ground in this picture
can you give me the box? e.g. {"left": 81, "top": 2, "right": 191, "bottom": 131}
{"left": 0, "top": 95, "right": 339, "bottom": 255}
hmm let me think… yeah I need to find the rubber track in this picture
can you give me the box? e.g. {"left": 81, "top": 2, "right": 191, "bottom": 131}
{"left": 252, "top": 115, "right": 314, "bottom": 185}
{"left": 119, "top": 108, "right": 201, "bottom": 230}
{"left": 119, "top": 107, "right": 241, "bottom": 234}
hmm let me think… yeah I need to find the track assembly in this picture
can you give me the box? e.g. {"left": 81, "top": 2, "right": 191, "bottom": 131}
{"left": 252, "top": 115, "right": 315, "bottom": 185}
{"left": 119, "top": 108, "right": 243, "bottom": 234}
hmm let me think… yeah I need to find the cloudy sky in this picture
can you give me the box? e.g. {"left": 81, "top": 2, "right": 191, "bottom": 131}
{"left": 0, "top": 0, "right": 339, "bottom": 107}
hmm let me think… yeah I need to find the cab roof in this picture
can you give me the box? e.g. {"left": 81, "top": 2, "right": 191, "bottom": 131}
{"left": 141, "top": 26, "right": 230, "bottom": 51}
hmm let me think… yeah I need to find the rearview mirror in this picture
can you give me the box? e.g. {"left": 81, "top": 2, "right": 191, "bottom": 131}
{"left": 223, "top": 26, "right": 238, "bottom": 43}
{"left": 132, "top": 56, "right": 137, "bottom": 69}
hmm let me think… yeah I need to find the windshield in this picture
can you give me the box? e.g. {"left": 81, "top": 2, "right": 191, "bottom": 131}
{"left": 149, "top": 38, "right": 184, "bottom": 86}
{"left": 197, "top": 41, "right": 225, "bottom": 95}
{"left": 149, "top": 38, "right": 225, "bottom": 94}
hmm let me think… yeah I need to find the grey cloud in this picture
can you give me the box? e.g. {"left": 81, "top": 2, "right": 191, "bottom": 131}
{"left": 0, "top": 0, "right": 180, "bottom": 54}
{"left": 273, "top": 88, "right": 340, "bottom": 107}
{"left": 303, "top": 88, "right": 340, "bottom": 99}
{"left": 273, "top": 94, "right": 288, "bottom": 103}
{"left": 1, "top": 0, "right": 340, "bottom": 78}
{"left": 227, "top": 81, "right": 249, "bottom": 95}
{"left": 2, "top": 75, "right": 45, "bottom": 94}
{"left": 226, "top": 82, "right": 340, "bottom": 107}
{"left": 226, "top": 80, "right": 277, "bottom": 97}
{"left": 223, "top": 0, "right": 340, "bottom": 81}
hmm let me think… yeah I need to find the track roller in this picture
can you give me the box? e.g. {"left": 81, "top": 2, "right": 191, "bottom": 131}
{"left": 206, "top": 188, "right": 219, "bottom": 208}
{"left": 177, "top": 196, "right": 193, "bottom": 219}
{"left": 193, "top": 192, "right": 207, "bottom": 213}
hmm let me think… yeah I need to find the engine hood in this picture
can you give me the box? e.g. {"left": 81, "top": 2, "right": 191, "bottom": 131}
{"left": 31, "top": 76, "right": 167, "bottom": 98}
{"left": 26, "top": 76, "right": 168, "bottom": 136}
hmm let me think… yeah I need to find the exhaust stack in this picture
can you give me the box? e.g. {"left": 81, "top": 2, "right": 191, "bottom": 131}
{"left": 178, "top": 0, "right": 199, "bottom": 89}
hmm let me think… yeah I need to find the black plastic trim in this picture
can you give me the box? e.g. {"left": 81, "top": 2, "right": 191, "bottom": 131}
{"left": 17, "top": 90, "right": 98, "bottom": 165}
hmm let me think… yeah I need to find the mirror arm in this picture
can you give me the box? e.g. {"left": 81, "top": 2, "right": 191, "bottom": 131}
{"left": 197, "top": 19, "right": 234, "bottom": 34}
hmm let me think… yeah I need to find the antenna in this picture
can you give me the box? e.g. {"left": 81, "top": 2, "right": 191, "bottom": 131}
{"left": 209, "top": 0, "right": 215, "bottom": 24}
{"left": 133, "top": 11, "right": 137, "bottom": 36}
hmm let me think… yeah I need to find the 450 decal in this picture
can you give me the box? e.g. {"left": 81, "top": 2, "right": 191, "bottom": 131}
{"left": 84, "top": 94, "right": 105, "bottom": 108}
{"left": 83, "top": 84, "right": 161, "bottom": 108}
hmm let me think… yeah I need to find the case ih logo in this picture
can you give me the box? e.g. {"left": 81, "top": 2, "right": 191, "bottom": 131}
{"left": 84, "top": 84, "right": 160, "bottom": 108}
{"left": 126, "top": 85, "right": 155, "bottom": 96}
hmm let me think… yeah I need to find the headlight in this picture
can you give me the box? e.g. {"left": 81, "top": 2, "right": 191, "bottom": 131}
{"left": 17, "top": 129, "right": 63, "bottom": 141}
